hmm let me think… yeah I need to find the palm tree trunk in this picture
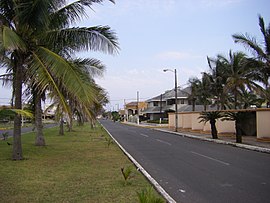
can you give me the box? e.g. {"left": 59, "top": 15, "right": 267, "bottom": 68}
{"left": 210, "top": 120, "right": 218, "bottom": 139}
{"left": 234, "top": 89, "right": 237, "bottom": 109}
{"left": 68, "top": 100, "right": 73, "bottom": 132}
{"left": 35, "top": 93, "right": 46, "bottom": 146}
{"left": 204, "top": 103, "right": 207, "bottom": 111}
{"left": 59, "top": 116, "right": 64, "bottom": 135}
{"left": 12, "top": 56, "right": 23, "bottom": 160}
{"left": 192, "top": 98, "right": 196, "bottom": 111}
{"left": 235, "top": 121, "right": 242, "bottom": 143}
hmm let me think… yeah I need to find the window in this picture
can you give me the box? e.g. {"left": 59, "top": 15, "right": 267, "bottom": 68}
{"left": 167, "top": 99, "right": 175, "bottom": 105}
{"left": 181, "top": 99, "right": 185, "bottom": 104}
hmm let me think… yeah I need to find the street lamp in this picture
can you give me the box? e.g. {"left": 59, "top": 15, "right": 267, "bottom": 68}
{"left": 163, "top": 68, "right": 178, "bottom": 132}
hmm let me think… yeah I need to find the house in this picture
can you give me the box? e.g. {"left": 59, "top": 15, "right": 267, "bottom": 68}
{"left": 142, "top": 87, "right": 191, "bottom": 121}
{"left": 124, "top": 101, "right": 148, "bottom": 121}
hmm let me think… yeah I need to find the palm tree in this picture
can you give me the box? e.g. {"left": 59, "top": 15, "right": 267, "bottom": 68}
{"left": 233, "top": 15, "right": 270, "bottom": 89}
{"left": 222, "top": 111, "right": 249, "bottom": 143}
{"left": 198, "top": 73, "right": 212, "bottom": 111}
{"left": 206, "top": 56, "right": 230, "bottom": 110}
{"left": 216, "top": 51, "right": 261, "bottom": 109}
{"left": 188, "top": 77, "right": 200, "bottom": 111}
{"left": 0, "top": 0, "right": 118, "bottom": 160}
{"left": 198, "top": 111, "right": 223, "bottom": 139}
{"left": 238, "top": 89, "right": 264, "bottom": 109}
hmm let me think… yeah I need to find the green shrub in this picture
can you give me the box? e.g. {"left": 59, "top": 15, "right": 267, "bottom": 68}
{"left": 137, "top": 187, "right": 164, "bottom": 203}
{"left": 146, "top": 120, "right": 168, "bottom": 124}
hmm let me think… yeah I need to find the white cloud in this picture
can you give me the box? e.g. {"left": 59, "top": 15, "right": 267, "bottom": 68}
{"left": 200, "top": 0, "right": 242, "bottom": 8}
{"left": 156, "top": 51, "right": 203, "bottom": 61}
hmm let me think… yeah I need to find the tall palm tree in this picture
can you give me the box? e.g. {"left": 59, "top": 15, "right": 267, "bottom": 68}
{"left": 233, "top": 15, "right": 270, "bottom": 89}
{"left": 0, "top": 0, "right": 118, "bottom": 160}
{"left": 206, "top": 56, "right": 229, "bottom": 110}
{"left": 216, "top": 51, "right": 260, "bottom": 109}
{"left": 187, "top": 74, "right": 212, "bottom": 111}
{"left": 198, "top": 73, "right": 212, "bottom": 111}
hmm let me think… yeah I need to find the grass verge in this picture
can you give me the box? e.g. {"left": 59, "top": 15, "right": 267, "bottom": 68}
{"left": 0, "top": 123, "right": 164, "bottom": 203}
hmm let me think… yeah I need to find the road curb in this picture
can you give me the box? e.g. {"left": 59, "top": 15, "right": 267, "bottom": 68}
{"left": 99, "top": 122, "right": 177, "bottom": 203}
{"left": 156, "top": 129, "right": 270, "bottom": 154}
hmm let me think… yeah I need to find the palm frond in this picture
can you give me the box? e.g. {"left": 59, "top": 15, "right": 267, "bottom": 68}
{"left": 71, "top": 57, "right": 106, "bottom": 77}
{"left": 258, "top": 15, "right": 266, "bottom": 36}
{"left": 0, "top": 108, "right": 33, "bottom": 118}
{"left": 49, "top": 0, "right": 115, "bottom": 29}
{"left": 198, "top": 111, "right": 223, "bottom": 123}
{"left": 0, "top": 1, "right": 15, "bottom": 24}
{"left": 30, "top": 50, "right": 70, "bottom": 115}
{"left": 46, "top": 26, "right": 119, "bottom": 54}
{"left": 14, "top": 0, "right": 52, "bottom": 31}
{"left": 50, "top": 1, "right": 86, "bottom": 29}
{"left": 232, "top": 33, "right": 266, "bottom": 60}
{"left": 1, "top": 26, "right": 26, "bottom": 51}
{"left": 31, "top": 47, "right": 98, "bottom": 105}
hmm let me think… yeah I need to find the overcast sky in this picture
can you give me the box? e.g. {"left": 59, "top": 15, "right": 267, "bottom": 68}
{"left": 1, "top": 0, "right": 270, "bottom": 110}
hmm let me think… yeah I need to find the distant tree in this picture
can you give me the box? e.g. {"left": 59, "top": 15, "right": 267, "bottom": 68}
{"left": 111, "top": 111, "right": 120, "bottom": 122}
{"left": 239, "top": 89, "right": 264, "bottom": 109}
{"left": 196, "top": 73, "right": 212, "bottom": 111}
{"left": 188, "top": 77, "right": 201, "bottom": 111}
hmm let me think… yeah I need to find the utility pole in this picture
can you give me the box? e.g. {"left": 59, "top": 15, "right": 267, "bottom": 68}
{"left": 124, "top": 99, "right": 127, "bottom": 122}
{"left": 174, "top": 69, "right": 178, "bottom": 132}
{"left": 160, "top": 93, "right": 163, "bottom": 124}
{"left": 163, "top": 68, "right": 178, "bottom": 132}
{"left": 137, "top": 91, "right": 139, "bottom": 125}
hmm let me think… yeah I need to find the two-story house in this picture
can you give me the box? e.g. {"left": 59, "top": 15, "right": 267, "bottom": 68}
{"left": 142, "top": 87, "right": 191, "bottom": 121}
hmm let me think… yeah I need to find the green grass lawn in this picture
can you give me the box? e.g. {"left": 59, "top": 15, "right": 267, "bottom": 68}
{"left": 0, "top": 123, "right": 164, "bottom": 203}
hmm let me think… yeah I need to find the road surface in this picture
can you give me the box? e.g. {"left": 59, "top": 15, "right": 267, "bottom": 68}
{"left": 100, "top": 119, "right": 270, "bottom": 203}
{"left": 0, "top": 123, "right": 58, "bottom": 137}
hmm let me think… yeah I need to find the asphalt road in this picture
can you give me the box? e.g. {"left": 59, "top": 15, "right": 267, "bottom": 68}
{"left": 100, "top": 119, "right": 270, "bottom": 203}
{"left": 0, "top": 123, "right": 58, "bottom": 137}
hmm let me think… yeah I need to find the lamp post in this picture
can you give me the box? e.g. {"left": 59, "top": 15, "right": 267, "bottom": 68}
{"left": 164, "top": 68, "right": 178, "bottom": 132}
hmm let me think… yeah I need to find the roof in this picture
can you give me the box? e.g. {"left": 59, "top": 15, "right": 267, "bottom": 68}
{"left": 146, "top": 86, "right": 191, "bottom": 102}
{"left": 143, "top": 105, "right": 218, "bottom": 114}
{"left": 178, "top": 105, "right": 218, "bottom": 112}
{"left": 125, "top": 102, "right": 138, "bottom": 106}
{"left": 142, "top": 105, "right": 175, "bottom": 114}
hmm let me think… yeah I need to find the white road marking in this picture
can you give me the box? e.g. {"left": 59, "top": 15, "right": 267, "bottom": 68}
{"left": 140, "top": 133, "right": 149, "bottom": 138}
{"left": 156, "top": 139, "right": 172, "bottom": 146}
{"left": 179, "top": 189, "right": 186, "bottom": 193}
{"left": 191, "top": 151, "right": 230, "bottom": 166}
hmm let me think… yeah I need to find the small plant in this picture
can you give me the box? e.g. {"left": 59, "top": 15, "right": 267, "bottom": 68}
{"left": 121, "top": 165, "right": 133, "bottom": 182}
{"left": 137, "top": 187, "right": 164, "bottom": 203}
{"left": 105, "top": 137, "right": 114, "bottom": 147}
{"left": 2, "top": 132, "right": 9, "bottom": 140}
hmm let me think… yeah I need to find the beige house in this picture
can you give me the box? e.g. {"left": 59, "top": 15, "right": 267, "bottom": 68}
{"left": 125, "top": 101, "right": 148, "bottom": 121}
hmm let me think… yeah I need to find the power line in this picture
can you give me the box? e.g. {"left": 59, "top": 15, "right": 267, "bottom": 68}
{"left": 109, "top": 97, "right": 150, "bottom": 102}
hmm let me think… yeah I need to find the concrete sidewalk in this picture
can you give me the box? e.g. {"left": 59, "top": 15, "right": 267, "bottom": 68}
{"left": 124, "top": 121, "right": 270, "bottom": 154}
